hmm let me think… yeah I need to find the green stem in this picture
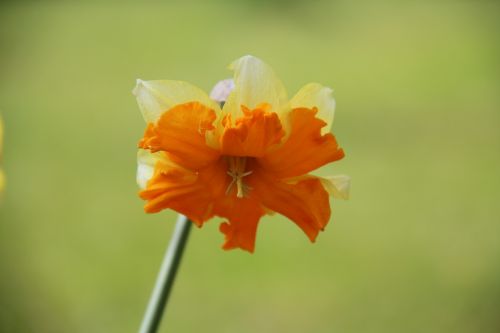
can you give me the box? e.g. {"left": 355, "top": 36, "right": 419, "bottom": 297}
{"left": 138, "top": 215, "right": 192, "bottom": 333}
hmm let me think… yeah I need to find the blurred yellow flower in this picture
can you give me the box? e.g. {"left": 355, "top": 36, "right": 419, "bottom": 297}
{"left": 133, "top": 55, "right": 349, "bottom": 252}
{"left": 0, "top": 116, "right": 4, "bottom": 192}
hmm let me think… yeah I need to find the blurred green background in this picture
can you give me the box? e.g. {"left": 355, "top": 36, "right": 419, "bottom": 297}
{"left": 1, "top": 0, "right": 499, "bottom": 332}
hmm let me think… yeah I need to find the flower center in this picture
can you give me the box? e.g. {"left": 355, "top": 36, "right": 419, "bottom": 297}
{"left": 225, "top": 156, "right": 252, "bottom": 198}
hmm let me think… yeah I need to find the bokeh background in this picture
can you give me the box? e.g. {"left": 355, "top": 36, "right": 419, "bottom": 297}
{"left": 1, "top": 0, "right": 499, "bottom": 332}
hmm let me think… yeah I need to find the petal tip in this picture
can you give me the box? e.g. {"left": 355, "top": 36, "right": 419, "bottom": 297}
{"left": 321, "top": 175, "right": 350, "bottom": 200}
{"left": 228, "top": 54, "right": 256, "bottom": 69}
{"left": 219, "top": 221, "right": 256, "bottom": 253}
{"left": 133, "top": 78, "right": 145, "bottom": 96}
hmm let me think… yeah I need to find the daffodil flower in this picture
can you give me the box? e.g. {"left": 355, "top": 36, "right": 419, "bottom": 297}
{"left": 134, "top": 55, "right": 350, "bottom": 252}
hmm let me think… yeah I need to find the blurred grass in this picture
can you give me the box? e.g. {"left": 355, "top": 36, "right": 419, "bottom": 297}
{"left": 0, "top": 0, "right": 499, "bottom": 332}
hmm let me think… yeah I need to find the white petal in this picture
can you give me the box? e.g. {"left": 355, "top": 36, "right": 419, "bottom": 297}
{"left": 209, "top": 78, "right": 235, "bottom": 103}
{"left": 290, "top": 83, "right": 336, "bottom": 134}
{"left": 136, "top": 149, "right": 164, "bottom": 189}
{"left": 319, "top": 175, "right": 350, "bottom": 200}
{"left": 133, "top": 79, "right": 220, "bottom": 123}
{"left": 223, "top": 55, "right": 288, "bottom": 119}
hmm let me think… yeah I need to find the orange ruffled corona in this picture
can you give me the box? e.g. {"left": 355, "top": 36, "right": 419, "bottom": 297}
{"left": 134, "top": 55, "right": 350, "bottom": 252}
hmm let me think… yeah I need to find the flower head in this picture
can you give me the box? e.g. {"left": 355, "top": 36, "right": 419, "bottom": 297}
{"left": 134, "top": 55, "right": 349, "bottom": 252}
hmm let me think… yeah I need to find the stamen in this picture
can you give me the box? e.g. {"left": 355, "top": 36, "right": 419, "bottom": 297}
{"left": 226, "top": 157, "right": 252, "bottom": 198}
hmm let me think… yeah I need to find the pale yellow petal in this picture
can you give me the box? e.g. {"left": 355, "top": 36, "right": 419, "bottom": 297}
{"left": 319, "top": 175, "right": 350, "bottom": 200}
{"left": 137, "top": 149, "right": 160, "bottom": 189}
{"left": 133, "top": 79, "right": 220, "bottom": 123}
{"left": 290, "top": 83, "right": 336, "bottom": 134}
{"left": 223, "top": 55, "right": 288, "bottom": 119}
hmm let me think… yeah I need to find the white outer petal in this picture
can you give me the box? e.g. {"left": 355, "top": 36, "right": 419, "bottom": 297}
{"left": 133, "top": 79, "right": 220, "bottom": 123}
{"left": 319, "top": 175, "right": 350, "bottom": 200}
{"left": 223, "top": 55, "right": 288, "bottom": 119}
{"left": 290, "top": 83, "right": 336, "bottom": 134}
{"left": 136, "top": 150, "right": 163, "bottom": 190}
